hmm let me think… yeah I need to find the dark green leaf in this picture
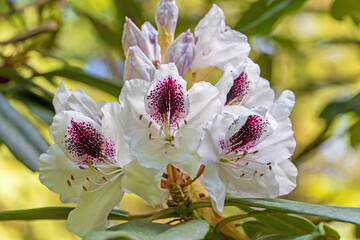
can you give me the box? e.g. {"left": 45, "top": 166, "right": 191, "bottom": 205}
{"left": 0, "top": 207, "right": 130, "bottom": 221}
{"left": 36, "top": 67, "right": 123, "bottom": 97}
{"left": 224, "top": 198, "right": 360, "bottom": 224}
{"left": 0, "top": 94, "right": 49, "bottom": 171}
{"left": 255, "top": 234, "right": 289, "bottom": 240}
{"left": 205, "top": 227, "right": 230, "bottom": 240}
{"left": 114, "top": 0, "right": 144, "bottom": 26}
{"left": 84, "top": 220, "right": 209, "bottom": 240}
{"left": 319, "top": 93, "right": 360, "bottom": 122}
{"left": 255, "top": 214, "right": 316, "bottom": 235}
{"left": 355, "top": 224, "right": 360, "bottom": 237}
{"left": 331, "top": 0, "right": 360, "bottom": 20}
{"left": 235, "top": 0, "right": 307, "bottom": 35}
{"left": 350, "top": 121, "right": 360, "bottom": 147}
{"left": 10, "top": 88, "right": 54, "bottom": 124}
{"left": 243, "top": 220, "right": 281, "bottom": 238}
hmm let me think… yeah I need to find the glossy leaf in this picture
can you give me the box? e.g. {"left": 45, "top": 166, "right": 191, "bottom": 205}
{"left": 0, "top": 207, "right": 130, "bottom": 221}
{"left": 37, "top": 67, "right": 123, "bottom": 97}
{"left": 226, "top": 198, "right": 360, "bottom": 224}
{"left": 0, "top": 94, "right": 49, "bottom": 171}
{"left": 84, "top": 220, "right": 210, "bottom": 240}
{"left": 319, "top": 93, "right": 360, "bottom": 122}
{"left": 254, "top": 214, "right": 315, "bottom": 235}
{"left": 255, "top": 222, "right": 340, "bottom": 240}
{"left": 234, "top": 0, "right": 307, "bottom": 35}
{"left": 243, "top": 220, "right": 281, "bottom": 238}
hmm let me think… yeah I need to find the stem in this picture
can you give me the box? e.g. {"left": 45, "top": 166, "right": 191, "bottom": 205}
{"left": 181, "top": 164, "right": 205, "bottom": 187}
{"left": 214, "top": 210, "right": 288, "bottom": 234}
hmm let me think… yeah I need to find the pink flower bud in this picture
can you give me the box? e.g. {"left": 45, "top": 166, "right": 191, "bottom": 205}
{"left": 155, "top": 0, "right": 178, "bottom": 35}
{"left": 165, "top": 30, "right": 195, "bottom": 76}
{"left": 122, "top": 17, "right": 149, "bottom": 57}
{"left": 124, "top": 46, "right": 156, "bottom": 82}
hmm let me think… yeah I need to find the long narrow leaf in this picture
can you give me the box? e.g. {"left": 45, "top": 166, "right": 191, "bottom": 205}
{"left": 37, "top": 67, "right": 123, "bottom": 97}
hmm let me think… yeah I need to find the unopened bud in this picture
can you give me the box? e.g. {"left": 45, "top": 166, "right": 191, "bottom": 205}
{"left": 122, "top": 17, "right": 149, "bottom": 58}
{"left": 165, "top": 30, "right": 195, "bottom": 76}
{"left": 124, "top": 46, "right": 155, "bottom": 82}
{"left": 141, "top": 21, "right": 161, "bottom": 63}
{"left": 155, "top": 0, "right": 178, "bottom": 35}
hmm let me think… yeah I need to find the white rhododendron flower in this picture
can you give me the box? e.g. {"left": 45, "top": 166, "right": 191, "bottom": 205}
{"left": 40, "top": 83, "right": 162, "bottom": 237}
{"left": 199, "top": 91, "right": 297, "bottom": 214}
{"left": 216, "top": 57, "right": 275, "bottom": 109}
{"left": 119, "top": 63, "right": 221, "bottom": 178}
{"left": 122, "top": 3, "right": 249, "bottom": 76}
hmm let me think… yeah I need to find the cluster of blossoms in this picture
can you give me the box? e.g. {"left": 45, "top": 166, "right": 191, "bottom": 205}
{"left": 40, "top": 0, "right": 297, "bottom": 237}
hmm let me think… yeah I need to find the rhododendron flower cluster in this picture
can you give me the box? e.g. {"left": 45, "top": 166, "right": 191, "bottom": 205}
{"left": 39, "top": 0, "right": 297, "bottom": 237}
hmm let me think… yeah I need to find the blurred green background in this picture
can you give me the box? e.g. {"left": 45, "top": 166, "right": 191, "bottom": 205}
{"left": 0, "top": 0, "right": 360, "bottom": 239}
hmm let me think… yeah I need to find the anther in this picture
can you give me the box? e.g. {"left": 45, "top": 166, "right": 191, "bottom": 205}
{"left": 176, "top": 122, "right": 179, "bottom": 129}
{"left": 102, "top": 177, "right": 108, "bottom": 181}
{"left": 70, "top": 175, "right": 75, "bottom": 181}
{"left": 267, "top": 162, "right": 272, "bottom": 165}
{"left": 171, "top": 136, "right": 174, "bottom": 141}
{"left": 253, "top": 150, "right": 259, "bottom": 154}
{"left": 235, "top": 150, "right": 238, "bottom": 154}
{"left": 260, "top": 173, "right": 264, "bottom": 177}
{"left": 82, "top": 186, "right": 88, "bottom": 191}
{"left": 67, "top": 180, "right": 72, "bottom": 186}
{"left": 240, "top": 173, "right": 245, "bottom": 177}
{"left": 139, "top": 114, "right": 143, "bottom": 120}
{"left": 79, "top": 166, "right": 85, "bottom": 170}
{"left": 245, "top": 162, "right": 249, "bottom": 166}
{"left": 86, "top": 177, "right": 90, "bottom": 181}
{"left": 149, "top": 133, "right": 152, "bottom": 140}
{"left": 148, "top": 121, "right": 153, "bottom": 128}
{"left": 269, "top": 165, "right": 272, "bottom": 170}
{"left": 253, "top": 170, "right": 258, "bottom": 176}
{"left": 184, "top": 119, "right": 187, "bottom": 125}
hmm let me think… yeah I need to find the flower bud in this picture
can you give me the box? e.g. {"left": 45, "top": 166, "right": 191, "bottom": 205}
{"left": 122, "top": 17, "right": 149, "bottom": 58}
{"left": 141, "top": 21, "right": 161, "bottom": 63}
{"left": 155, "top": 0, "right": 178, "bottom": 35}
{"left": 124, "top": 46, "right": 156, "bottom": 82}
{"left": 165, "top": 30, "right": 195, "bottom": 76}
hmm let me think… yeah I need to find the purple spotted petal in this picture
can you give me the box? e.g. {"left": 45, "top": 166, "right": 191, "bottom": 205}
{"left": 225, "top": 71, "right": 249, "bottom": 105}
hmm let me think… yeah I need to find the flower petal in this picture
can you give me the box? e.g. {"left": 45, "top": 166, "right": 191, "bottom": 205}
{"left": 202, "top": 163, "right": 227, "bottom": 215}
{"left": 122, "top": 17, "right": 150, "bottom": 59}
{"left": 124, "top": 46, "right": 156, "bottom": 82}
{"left": 101, "top": 102, "right": 134, "bottom": 167}
{"left": 186, "top": 81, "right": 222, "bottom": 130}
{"left": 191, "top": 5, "right": 250, "bottom": 70}
{"left": 171, "top": 128, "right": 202, "bottom": 179}
{"left": 51, "top": 111, "right": 113, "bottom": 164}
{"left": 39, "top": 144, "right": 91, "bottom": 202}
{"left": 67, "top": 179, "right": 124, "bottom": 237}
{"left": 121, "top": 160, "right": 162, "bottom": 206}
{"left": 165, "top": 30, "right": 195, "bottom": 76}
{"left": 155, "top": 0, "right": 178, "bottom": 35}
{"left": 53, "top": 81, "right": 71, "bottom": 113}
{"left": 273, "top": 159, "right": 297, "bottom": 196}
{"left": 141, "top": 21, "right": 161, "bottom": 62}
{"left": 269, "top": 90, "right": 295, "bottom": 121}
{"left": 244, "top": 77, "right": 275, "bottom": 109}
{"left": 119, "top": 79, "right": 152, "bottom": 131}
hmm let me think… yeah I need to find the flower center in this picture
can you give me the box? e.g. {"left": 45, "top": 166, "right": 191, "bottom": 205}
{"left": 225, "top": 72, "right": 249, "bottom": 105}
{"left": 65, "top": 119, "right": 116, "bottom": 164}
{"left": 145, "top": 75, "right": 188, "bottom": 141}
{"left": 223, "top": 115, "right": 267, "bottom": 154}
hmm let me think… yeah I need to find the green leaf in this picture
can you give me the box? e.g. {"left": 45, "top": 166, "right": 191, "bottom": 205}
{"left": 113, "top": 0, "right": 144, "bottom": 26}
{"left": 254, "top": 222, "right": 340, "bottom": 240}
{"left": 320, "top": 93, "right": 360, "bottom": 122}
{"left": 234, "top": 0, "right": 307, "bottom": 35}
{"left": 36, "top": 67, "right": 123, "bottom": 97}
{"left": 10, "top": 88, "right": 54, "bottom": 124}
{"left": 84, "top": 220, "right": 210, "bottom": 240}
{"left": 243, "top": 220, "right": 281, "bottom": 238}
{"left": 0, "top": 94, "right": 49, "bottom": 171}
{"left": 205, "top": 227, "right": 230, "bottom": 240}
{"left": 355, "top": 224, "right": 360, "bottom": 237}
{"left": 331, "top": 0, "right": 360, "bottom": 21}
{"left": 223, "top": 198, "right": 360, "bottom": 224}
{"left": 254, "top": 214, "right": 316, "bottom": 235}
{"left": 0, "top": 207, "right": 130, "bottom": 221}
{"left": 350, "top": 121, "right": 360, "bottom": 147}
